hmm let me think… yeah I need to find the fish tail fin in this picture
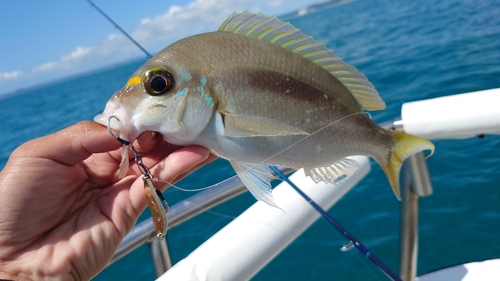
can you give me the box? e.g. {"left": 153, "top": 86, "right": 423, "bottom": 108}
{"left": 378, "top": 130, "right": 435, "bottom": 200}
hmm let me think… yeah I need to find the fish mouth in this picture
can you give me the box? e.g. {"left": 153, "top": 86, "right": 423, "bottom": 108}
{"left": 94, "top": 95, "right": 141, "bottom": 142}
{"left": 94, "top": 113, "right": 120, "bottom": 130}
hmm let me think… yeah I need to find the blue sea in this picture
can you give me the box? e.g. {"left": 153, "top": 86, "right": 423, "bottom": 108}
{"left": 1, "top": 0, "right": 500, "bottom": 280}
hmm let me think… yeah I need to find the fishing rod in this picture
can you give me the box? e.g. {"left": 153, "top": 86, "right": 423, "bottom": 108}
{"left": 270, "top": 166, "right": 402, "bottom": 281}
{"left": 85, "top": 0, "right": 153, "bottom": 58}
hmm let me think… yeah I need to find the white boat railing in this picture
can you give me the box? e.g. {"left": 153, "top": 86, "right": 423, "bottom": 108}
{"left": 159, "top": 156, "right": 371, "bottom": 280}
{"left": 108, "top": 174, "right": 249, "bottom": 266}
{"left": 105, "top": 88, "right": 500, "bottom": 281}
{"left": 395, "top": 88, "right": 500, "bottom": 280}
{"left": 396, "top": 88, "right": 500, "bottom": 140}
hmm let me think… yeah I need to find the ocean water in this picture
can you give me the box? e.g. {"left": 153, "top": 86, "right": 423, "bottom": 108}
{"left": 1, "top": 0, "right": 500, "bottom": 280}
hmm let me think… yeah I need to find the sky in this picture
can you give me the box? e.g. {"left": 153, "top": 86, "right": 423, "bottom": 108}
{"left": 0, "top": 0, "right": 314, "bottom": 97}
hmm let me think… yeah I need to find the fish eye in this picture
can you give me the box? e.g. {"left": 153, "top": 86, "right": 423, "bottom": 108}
{"left": 143, "top": 68, "right": 175, "bottom": 95}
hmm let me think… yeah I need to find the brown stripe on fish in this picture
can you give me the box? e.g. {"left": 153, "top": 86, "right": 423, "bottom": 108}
{"left": 214, "top": 66, "right": 363, "bottom": 131}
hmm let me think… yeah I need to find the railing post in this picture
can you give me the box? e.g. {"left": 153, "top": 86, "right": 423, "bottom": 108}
{"left": 399, "top": 181, "right": 419, "bottom": 281}
{"left": 150, "top": 236, "right": 173, "bottom": 277}
{"left": 399, "top": 151, "right": 433, "bottom": 281}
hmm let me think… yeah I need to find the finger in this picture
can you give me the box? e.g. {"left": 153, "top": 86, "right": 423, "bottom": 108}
{"left": 109, "top": 131, "right": 166, "bottom": 172}
{"left": 149, "top": 146, "right": 213, "bottom": 190}
{"left": 111, "top": 132, "right": 181, "bottom": 166}
{"left": 133, "top": 131, "right": 167, "bottom": 155}
{"left": 152, "top": 154, "right": 218, "bottom": 191}
{"left": 113, "top": 131, "right": 166, "bottom": 161}
{"left": 129, "top": 139, "right": 178, "bottom": 171}
{"left": 128, "top": 146, "right": 213, "bottom": 210}
{"left": 15, "top": 121, "right": 121, "bottom": 166}
{"left": 167, "top": 153, "right": 218, "bottom": 185}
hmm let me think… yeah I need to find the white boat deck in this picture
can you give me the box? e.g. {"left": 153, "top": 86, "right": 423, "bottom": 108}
{"left": 417, "top": 259, "right": 500, "bottom": 281}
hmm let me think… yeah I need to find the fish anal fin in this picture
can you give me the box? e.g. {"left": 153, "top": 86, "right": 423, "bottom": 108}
{"left": 230, "top": 161, "right": 281, "bottom": 208}
{"left": 305, "top": 158, "right": 360, "bottom": 184}
{"left": 221, "top": 111, "right": 309, "bottom": 137}
{"left": 218, "top": 11, "right": 386, "bottom": 111}
{"left": 380, "top": 130, "right": 435, "bottom": 200}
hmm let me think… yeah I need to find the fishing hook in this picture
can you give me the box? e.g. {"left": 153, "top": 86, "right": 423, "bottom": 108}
{"left": 106, "top": 115, "right": 152, "bottom": 175}
{"left": 106, "top": 115, "right": 169, "bottom": 238}
{"left": 107, "top": 115, "right": 131, "bottom": 145}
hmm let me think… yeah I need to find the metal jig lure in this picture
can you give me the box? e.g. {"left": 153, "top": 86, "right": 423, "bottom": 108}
{"left": 107, "top": 116, "right": 169, "bottom": 239}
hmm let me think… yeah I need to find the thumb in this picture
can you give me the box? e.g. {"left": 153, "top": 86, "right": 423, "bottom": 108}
{"left": 15, "top": 121, "right": 121, "bottom": 166}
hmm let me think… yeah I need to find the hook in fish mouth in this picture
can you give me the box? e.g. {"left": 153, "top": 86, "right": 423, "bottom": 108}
{"left": 107, "top": 115, "right": 131, "bottom": 145}
{"left": 105, "top": 116, "right": 169, "bottom": 238}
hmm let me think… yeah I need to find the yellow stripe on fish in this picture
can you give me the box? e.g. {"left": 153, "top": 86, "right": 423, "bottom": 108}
{"left": 125, "top": 75, "right": 142, "bottom": 87}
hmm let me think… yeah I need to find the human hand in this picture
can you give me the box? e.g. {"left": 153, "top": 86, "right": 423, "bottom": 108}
{"left": 0, "top": 121, "right": 215, "bottom": 280}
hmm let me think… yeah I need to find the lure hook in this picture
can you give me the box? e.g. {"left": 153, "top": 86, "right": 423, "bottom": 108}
{"left": 106, "top": 115, "right": 169, "bottom": 238}
{"left": 107, "top": 115, "right": 131, "bottom": 145}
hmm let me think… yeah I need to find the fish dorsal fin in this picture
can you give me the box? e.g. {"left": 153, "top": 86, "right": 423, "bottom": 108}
{"left": 219, "top": 11, "right": 386, "bottom": 111}
{"left": 304, "top": 158, "right": 360, "bottom": 184}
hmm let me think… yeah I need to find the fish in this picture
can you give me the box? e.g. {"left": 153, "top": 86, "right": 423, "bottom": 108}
{"left": 95, "top": 11, "right": 434, "bottom": 208}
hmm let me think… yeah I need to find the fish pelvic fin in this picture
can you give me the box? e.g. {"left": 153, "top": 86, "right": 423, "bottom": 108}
{"left": 381, "top": 130, "right": 435, "bottom": 200}
{"left": 218, "top": 11, "right": 386, "bottom": 111}
{"left": 230, "top": 160, "right": 282, "bottom": 209}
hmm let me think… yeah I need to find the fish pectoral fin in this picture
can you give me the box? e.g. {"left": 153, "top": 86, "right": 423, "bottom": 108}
{"left": 230, "top": 160, "right": 280, "bottom": 208}
{"left": 221, "top": 111, "right": 309, "bottom": 137}
{"left": 304, "top": 157, "right": 360, "bottom": 184}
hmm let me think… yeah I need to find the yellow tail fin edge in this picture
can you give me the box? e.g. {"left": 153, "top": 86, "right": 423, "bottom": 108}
{"left": 382, "top": 130, "right": 435, "bottom": 200}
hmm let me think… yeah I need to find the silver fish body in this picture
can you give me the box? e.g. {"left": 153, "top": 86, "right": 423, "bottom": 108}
{"left": 96, "top": 12, "right": 434, "bottom": 207}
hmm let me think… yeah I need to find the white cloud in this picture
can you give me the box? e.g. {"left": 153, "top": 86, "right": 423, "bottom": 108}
{"left": 62, "top": 46, "right": 92, "bottom": 62}
{"left": 33, "top": 62, "right": 57, "bottom": 73}
{"left": 130, "top": 0, "right": 288, "bottom": 50}
{"left": 0, "top": 70, "right": 23, "bottom": 81}
{"left": 15, "top": 0, "right": 296, "bottom": 79}
{"left": 32, "top": 46, "right": 93, "bottom": 73}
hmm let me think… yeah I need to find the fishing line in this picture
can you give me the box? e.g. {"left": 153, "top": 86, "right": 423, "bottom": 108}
{"left": 212, "top": 112, "right": 366, "bottom": 191}
{"left": 155, "top": 179, "right": 212, "bottom": 192}
{"left": 154, "top": 176, "right": 237, "bottom": 192}
{"left": 352, "top": 251, "right": 387, "bottom": 281}
{"left": 333, "top": 238, "right": 385, "bottom": 281}
{"left": 155, "top": 111, "right": 365, "bottom": 192}
{"left": 118, "top": 112, "right": 365, "bottom": 193}
{"left": 270, "top": 166, "right": 402, "bottom": 281}
{"left": 252, "top": 111, "right": 365, "bottom": 167}
{"left": 205, "top": 209, "right": 239, "bottom": 221}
